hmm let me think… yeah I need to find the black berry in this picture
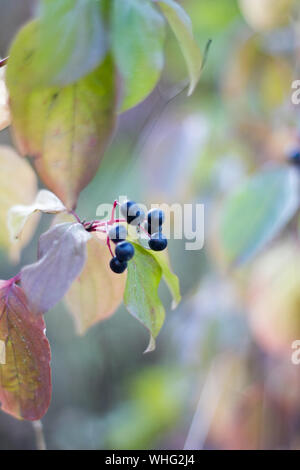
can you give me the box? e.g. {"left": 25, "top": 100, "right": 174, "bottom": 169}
{"left": 110, "top": 257, "right": 127, "bottom": 274}
{"left": 115, "top": 241, "right": 135, "bottom": 262}
{"left": 148, "top": 232, "right": 168, "bottom": 251}
{"left": 144, "top": 221, "right": 162, "bottom": 236}
{"left": 120, "top": 200, "right": 145, "bottom": 225}
{"left": 108, "top": 224, "right": 127, "bottom": 244}
{"left": 147, "top": 208, "right": 165, "bottom": 227}
{"left": 288, "top": 148, "right": 300, "bottom": 166}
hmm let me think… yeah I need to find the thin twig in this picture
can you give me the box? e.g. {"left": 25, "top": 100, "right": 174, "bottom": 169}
{"left": 32, "top": 420, "right": 46, "bottom": 451}
{"left": 200, "top": 39, "right": 212, "bottom": 73}
{"left": 69, "top": 210, "right": 81, "bottom": 224}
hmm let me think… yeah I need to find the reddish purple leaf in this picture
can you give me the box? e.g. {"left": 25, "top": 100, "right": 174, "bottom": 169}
{"left": 0, "top": 281, "right": 51, "bottom": 420}
{"left": 21, "top": 223, "right": 91, "bottom": 314}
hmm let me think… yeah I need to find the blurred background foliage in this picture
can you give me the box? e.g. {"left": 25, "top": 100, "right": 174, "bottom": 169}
{"left": 1, "top": 0, "right": 300, "bottom": 450}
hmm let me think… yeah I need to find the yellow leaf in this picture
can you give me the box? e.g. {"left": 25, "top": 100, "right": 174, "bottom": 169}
{"left": 0, "top": 146, "right": 38, "bottom": 262}
{"left": 239, "top": 0, "right": 295, "bottom": 31}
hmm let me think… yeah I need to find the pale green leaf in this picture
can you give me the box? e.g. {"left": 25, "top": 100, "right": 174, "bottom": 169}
{"left": 219, "top": 166, "right": 300, "bottom": 266}
{"left": 36, "top": 0, "right": 108, "bottom": 86}
{"left": 156, "top": 0, "right": 202, "bottom": 95}
{"left": 124, "top": 243, "right": 165, "bottom": 352}
{"left": 112, "top": 0, "right": 165, "bottom": 111}
{"left": 148, "top": 249, "right": 181, "bottom": 309}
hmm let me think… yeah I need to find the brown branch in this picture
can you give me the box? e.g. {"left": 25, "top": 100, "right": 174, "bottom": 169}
{"left": 0, "top": 57, "right": 8, "bottom": 68}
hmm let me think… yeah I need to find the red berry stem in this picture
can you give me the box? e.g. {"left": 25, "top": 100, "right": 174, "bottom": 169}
{"left": 110, "top": 199, "right": 119, "bottom": 223}
{"left": 0, "top": 57, "right": 8, "bottom": 68}
{"left": 139, "top": 225, "right": 150, "bottom": 238}
{"left": 1, "top": 272, "right": 21, "bottom": 309}
{"left": 106, "top": 235, "right": 114, "bottom": 257}
{"left": 4, "top": 272, "right": 21, "bottom": 287}
{"left": 82, "top": 200, "right": 129, "bottom": 259}
{"left": 112, "top": 218, "right": 126, "bottom": 224}
{"left": 69, "top": 210, "right": 81, "bottom": 223}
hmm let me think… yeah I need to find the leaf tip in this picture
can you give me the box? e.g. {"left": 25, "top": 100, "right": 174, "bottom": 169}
{"left": 171, "top": 297, "right": 180, "bottom": 310}
{"left": 144, "top": 335, "right": 156, "bottom": 354}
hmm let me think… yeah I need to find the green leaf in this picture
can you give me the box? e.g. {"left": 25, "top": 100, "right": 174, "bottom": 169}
{"left": 111, "top": 0, "right": 165, "bottom": 111}
{"left": 219, "top": 166, "right": 300, "bottom": 266}
{"left": 124, "top": 243, "right": 165, "bottom": 352}
{"left": 6, "top": 20, "right": 117, "bottom": 209}
{"left": 156, "top": 0, "right": 202, "bottom": 95}
{"left": 36, "top": 0, "right": 108, "bottom": 86}
{"left": 148, "top": 249, "right": 181, "bottom": 309}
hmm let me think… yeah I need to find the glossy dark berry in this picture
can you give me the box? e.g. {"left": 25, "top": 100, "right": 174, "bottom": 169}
{"left": 147, "top": 208, "right": 165, "bottom": 227}
{"left": 144, "top": 221, "right": 162, "bottom": 236}
{"left": 148, "top": 232, "right": 168, "bottom": 251}
{"left": 288, "top": 148, "right": 300, "bottom": 166}
{"left": 115, "top": 241, "right": 135, "bottom": 262}
{"left": 110, "top": 256, "right": 127, "bottom": 274}
{"left": 120, "top": 200, "right": 145, "bottom": 225}
{"left": 108, "top": 224, "right": 127, "bottom": 244}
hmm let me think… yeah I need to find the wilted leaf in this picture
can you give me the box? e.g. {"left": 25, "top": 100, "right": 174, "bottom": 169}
{"left": 0, "top": 146, "right": 38, "bottom": 261}
{"left": 0, "top": 66, "right": 10, "bottom": 131}
{"left": 218, "top": 166, "right": 300, "bottom": 266}
{"left": 222, "top": 36, "right": 292, "bottom": 112}
{"left": 124, "top": 243, "right": 165, "bottom": 352}
{"left": 248, "top": 240, "right": 300, "bottom": 356}
{"left": 0, "top": 281, "right": 51, "bottom": 420}
{"left": 6, "top": 20, "right": 117, "bottom": 209}
{"left": 37, "top": 0, "right": 108, "bottom": 86}
{"left": 21, "top": 223, "right": 91, "bottom": 314}
{"left": 112, "top": 0, "right": 165, "bottom": 111}
{"left": 65, "top": 234, "right": 126, "bottom": 334}
{"left": 148, "top": 249, "right": 181, "bottom": 309}
{"left": 238, "top": 0, "right": 294, "bottom": 31}
{"left": 156, "top": 0, "right": 202, "bottom": 95}
{"left": 8, "top": 190, "right": 66, "bottom": 241}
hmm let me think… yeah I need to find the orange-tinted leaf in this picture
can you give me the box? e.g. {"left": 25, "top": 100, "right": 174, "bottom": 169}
{"left": 0, "top": 145, "right": 38, "bottom": 262}
{"left": 65, "top": 234, "right": 126, "bottom": 334}
{"left": 6, "top": 21, "right": 117, "bottom": 209}
{"left": 0, "top": 281, "right": 51, "bottom": 420}
{"left": 0, "top": 66, "right": 10, "bottom": 131}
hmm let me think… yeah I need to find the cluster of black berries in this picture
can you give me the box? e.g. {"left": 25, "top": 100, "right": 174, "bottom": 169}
{"left": 108, "top": 201, "right": 167, "bottom": 274}
{"left": 108, "top": 224, "right": 134, "bottom": 274}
